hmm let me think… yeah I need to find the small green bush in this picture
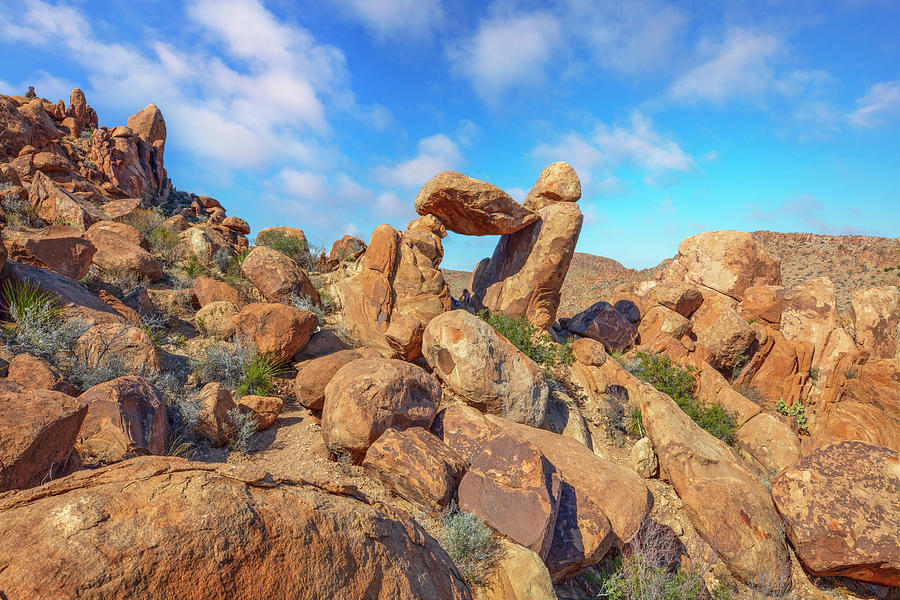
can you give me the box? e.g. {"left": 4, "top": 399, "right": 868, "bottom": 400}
{"left": 2, "top": 194, "right": 44, "bottom": 229}
{"left": 123, "top": 207, "right": 164, "bottom": 238}
{"left": 225, "top": 407, "right": 257, "bottom": 452}
{"left": 256, "top": 229, "right": 312, "bottom": 269}
{"left": 1, "top": 280, "right": 89, "bottom": 362}
{"left": 629, "top": 351, "right": 737, "bottom": 445}
{"left": 194, "top": 341, "right": 286, "bottom": 397}
{"left": 149, "top": 226, "right": 181, "bottom": 263}
{"left": 775, "top": 398, "right": 808, "bottom": 431}
{"left": 237, "top": 353, "right": 288, "bottom": 397}
{"left": 438, "top": 507, "right": 505, "bottom": 591}
{"left": 477, "top": 309, "right": 573, "bottom": 368}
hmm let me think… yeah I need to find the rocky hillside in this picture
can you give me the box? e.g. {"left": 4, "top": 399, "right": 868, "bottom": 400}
{"left": 0, "top": 89, "right": 897, "bottom": 600}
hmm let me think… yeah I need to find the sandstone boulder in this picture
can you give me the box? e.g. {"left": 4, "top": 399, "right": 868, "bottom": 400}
{"left": 0, "top": 379, "right": 87, "bottom": 492}
{"left": 568, "top": 301, "right": 638, "bottom": 353}
{"left": 221, "top": 216, "right": 250, "bottom": 234}
{"left": 363, "top": 427, "right": 466, "bottom": 509}
{"left": 294, "top": 349, "right": 366, "bottom": 410}
{"left": 75, "top": 323, "right": 160, "bottom": 376}
{"left": 29, "top": 171, "right": 105, "bottom": 231}
{"left": 322, "top": 358, "right": 441, "bottom": 461}
{"left": 851, "top": 286, "right": 899, "bottom": 359}
{"left": 523, "top": 161, "right": 581, "bottom": 211}
{"left": 484, "top": 539, "right": 558, "bottom": 600}
{"left": 86, "top": 221, "right": 148, "bottom": 250}
{"left": 238, "top": 395, "right": 283, "bottom": 430}
{"left": 194, "top": 382, "right": 237, "bottom": 446}
{"left": 637, "top": 305, "right": 692, "bottom": 346}
{"left": 780, "top": 276, "right": 839, "bottom": 368}
{"left": 76, "top": 376, "right": 169, "bottom": 465}
{"left": 193, "top": 275, "right": 246, "bottom": 308}
{"left": 241, "top": 246, "right": 319, "bottom": 304}
{"left": 472, "top": 202, "right": 583, "bottom": 329}
{"left": 195, "top": 300, "right": 238, "bottom": 339}
{"left": 630, "top": 437, "right": 658, "bottom": 478}
{"left": 422, "top": 310, "right": 548, "bottom": 427}
{"left": 458, "top": 432, "right": 561, "bottom": 559}
{"left": 735, "top": 413, "right": 800, "bottom": 474}
{"left": 740, "top": 285, "right": 784, "bottom": 328}
{"left": 645, "top": 281, "right": 703, "bottom": 317}
{"left": 690, "top": 291, "right": 756, "bottom": 373}
{"left": 329, "top": 234, "right": 366, "bottom": 262}
{"left": 572, "top": 337, "right": 607, "bottom": 366}
{"left": 415, "top": 171, "right": 538, "bottom": 235}
{"left": 85, "top": 226, "right": 162, "bottom": 282}
{"left": 0, "top": 457, "right": 473, "bottom": 599}
{"left": 126, "top": 104, "right": 166, "bottom": 151}
{"left": 234, "top": 302, "right": 318, "bottom": 361}
{"left": 7, "top": 353, "right": 77, "bottom": 395}
{"left": 3, "top": 225, "right": 96, "bottom": 279}
{"left": 772, "top": 441, "right": 899, "bottom": 586}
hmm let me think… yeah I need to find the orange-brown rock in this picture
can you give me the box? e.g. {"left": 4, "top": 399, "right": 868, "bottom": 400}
{"left": 458, "top": 431, "right": 561, "bottom": 559}
{"left": 195, "top": 300, "right": 238, "bottom": 339}
{"left": 222, "top": 216, "right": 250, "bottom": 234}
{"left": 88, "top": 123, "right": 167, "bottom": 203}
{"left": 32, "top": 151, "right": 71, "bottom": 173}
{"left": 322, "top": 358, "right": 441, "bottom": 462}
{"left": 572, "top": 337, "right": 607, "bottom": 366}
{"left": 523, "top": 161, "right": 581, "bottom": 211}
{"left": 257, "top": 226, "right": 308, "bottom": 249}
{"left": 664, "top": 231, "right": 781, "bottom": 301}
{"left": 0, "top": 379, "right": 87, "bottom": 492}
{"left": 422, "top": 310, "right": 548, "bottom": 427}
{"left": 780, "top": 276, "right": 839, "bottom": 368}
{"left": 234, "top": 302, "right": 318, "bottom": 361}
{"left": 74, "top": 323, "right": 160, "bottom": 376}
{"left": 86, "top": 220, "right": 149, "bottom": 250}
{"left": 294, "top": 349, "right": 366, "bottom": 410}
{"left": 483, "top": 539, "right": 557, "bottom": 600}
{"left": 772, "top": 441, "right": 899, "bottom": 586}
{"left": 740, "top": 284, "right": 784, "bottom": 328}
{"left": 415, "top": 171, "right": 538, "bottom": 235}
{"left": 85, "top": 225, "right": 162, "bottom": 281}
{"left": 472, "top": 202, "right": 583, "bottom": 329}
{"left": 3, "top": 225, "right": 96, "bottom": 279}
{"left": 329, "top": 234, "right": 366, "bottom": 262}
{"left": 194, "top": 382, "right": 237, "bottom": 446}
{"left": 363, "top": 426, "right": 466, "bottom": 509}
{"left": 735, "top": 412, "right": 800, "bottom": 473}
{"left": 28, "top": 171, "right": 104, "bottom": 231}
{"left": 851, "top": 286, "right": 899, "bottom": 359}
{"left": 192, "top": 275, "right": 246, "bottom": 308}
{"left": 733, "top": 324, "right": 811, "bottom": 406}
{"left": 7, "top": 353, "right": 77, "bottom": 396}
{"left": 241, "top": 246, "right": 319, "bottom": 304}
{"left": 76, "top": 376, "right": 169, "bottom": 465}
{"left": 568, "top": 300, "right": 638, "bottom": 353}
{"left": 0, "top": 457, "right": 473, "bottom": 600}
{"left": 385, "top": 313, "right": 426, "bottom": 360}
{"left": 125, "top": 103, "right": 166, "bottom": 151}
{"left": 238, "top": 395, "right": 283, "bottom": 430}
{"left": 690, "top": 291, "right": 756, "bottom": 373}
{"left": 637, "top": 305, "right": 692, "bottom": 347}
{"left": 645, "top": 281, "right": 704, "bottom": 317}
{"left": 407, "top": 214, "right": 447, "bottom": 238}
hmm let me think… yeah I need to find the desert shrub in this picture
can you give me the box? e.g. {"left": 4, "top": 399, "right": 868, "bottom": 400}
{"left": 735, "top": 384, "right": 766, "bottom": 405}
{"left": 808, "top": 366, "right": 819, "bottom": 382}
{"left": 2, "top": 194, "right": 44, "bottom": 229}
{"left": 438, "top": 506, "right": 505, "bottom": 592}
{"left": 1, "top": 280, "right": 90, "bottom": 361}
{"left": 139, "top": 312, "right": 168, "bottom": 347}
{"left": 149, "top": 226, "right": 181, "bottom": 263}
{"left": 94, "top": 265, "right": 146, "bottom": 296}
{"left": 150, "top": 371, "right": 201, "bottom": 433}
{"left": 627, "top": 406, "right": 644, "bottom": 437}
{"left": 477, "top": 309, "right": 573, "bottom": 368}
{"left": 290, "top": 292, "right": 325, "bottom": 326}
{"left": 194, "top": 341, "right": 286, "bottom": 397}
{"left": 237, "top": 352, "right": 288, "bottom": 396}
{"left": 225, "top": 407, "right": 257, "bottom": 452}
{"left": 775, "top": 398, "right": 808, "bottom": 431}
{"left": 182, "top": 257, "right": 207, "bottom": 279}
{"left": 211, "top": 247, "right": 233, "bottom": 274}
{"left": 123, "top": 207, "right": 164, "bottom": 238}
{"left": 256, "top": 229, "right": 313, "bottom": 269}
{"left": 68, "top": 352, "right": 129, "bottom": 390}
{"left": 628, "top": 351, "right": 737, "bottom": 445}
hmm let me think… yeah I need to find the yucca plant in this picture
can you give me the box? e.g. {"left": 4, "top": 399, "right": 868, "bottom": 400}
{"left": 1, "top": 280, "right": 89, "bottom": 361}
{"left": 237, "top": 352, "right": 288, "bottom": 397}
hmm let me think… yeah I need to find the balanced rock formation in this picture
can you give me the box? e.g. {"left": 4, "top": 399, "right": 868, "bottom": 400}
{"left": 0, "top": 457, "right": 473, "bottom": 599}
{"left": 523, "top": 161, "right": 581, "bottom": 211}
{"left": 415, "top": 171, "right": 537, "bottom": 235}
{"left": 772, "top": 441, "right": 899, "bottom": 586}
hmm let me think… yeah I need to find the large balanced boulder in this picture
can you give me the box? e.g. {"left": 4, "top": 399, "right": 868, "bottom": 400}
{"left": 234, "top": 302, "right": 318, "bottom": 361}
{"left": 3, "top": 225, "right": 96, "bottom": 279}
{"left": 422, "top": 310, "right": 548, "bottom": 427}
{"left": 771, "top": 441, "right": 899, "bottom": 586}
{"left": 523, "top": 161, "right": 581, "bottom": 211}
{"left": 0, "top": 379, "right": 87, "bottom": 492}
{"left": 363, "top": 427, "right": 466, "bottom": 510}
{"left": 322, "top": 358, "right": 441, "bottom": 462}
{"left": 471, "top": 201, "right": 583, "bottom": 330}
{"left": 458, "top": 432, "right": 561, "bottom": 560}
{"left": 241, "top": 246, "right": 319, "bottom": 304}
{"left": 0, "top": 457, "right": 473, "bottom": 600}
{"left": 851, "top": 286, "right": 900, "bottom": 360}
{"left": 76, "top": 376, "right": 169, "bottom": 465}
{"left": 415, "top": 171, "right": 537, "bottom": 235}
{"left": 567, "top": 301, "right": 638, "bottom": 354}
{"left": 664, "top": 231, "right": 781, "bottom": 301}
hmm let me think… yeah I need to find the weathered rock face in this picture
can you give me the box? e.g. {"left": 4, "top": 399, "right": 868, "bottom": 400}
{"left": 415, "top": 171, "right": 538, "bottom": 236}
{"left": 75, "top": 323, "right": 161, "bottom": 375}
{"left": 241, "top": 246, "right": 319, "bottom": 305}
{"left": 780, "top": 276, "right": 838, "bottom": 368}
{"left": 7, "top": 353, "right": 77, "bottom": 395}
{"left": 194, "top": 382, "right": 237, "bottom": 447}
{"left": 472, "top": 202, "right": 583, "bottom": 330}
{"left": 740, "top": 284, "right": 784, "bottom": 328}
{"left": 238, "top": 395, "right": 283, "bottom": 430}
{"left": 234, "top": 302, "right": 318, "bottom": 361}
{"left": 422, "top": 310, "right": 548, "bottom": 427}
{"left": 483, "top": 539, "right": 558, "bottom": 600}
{"left": 29, "top": 171, "right": 105, "bottom": 231}
{"left": 0, "top": 457, "right": 473, "bottom": 600}
{"left": 85, "top": 225, "right": 162, "bottom": 282}
{"left": 735, "top": 413, "right": 800, "bottom": 474}
{"left": 733, "top": 324, "right": 811, "bottom": 407}
{"left": 363, "top": 427, "right": 466, "bottom": 510}
{"left": 88, "top": 124, "right": 167, "bottom": 203}
{"left": 772, "top": 441, "right": 899, "bottom": 586}
{"left": 195, "top": 300, "right": 238, "bottom": 339}
{"left": 179, "top": 224, "right": 233, "bottom": 262}
{"left": 126, "top": 103, "right": 166, "bottom": 151}
{"left": 458, "top": 432, "right": 561, "bottom": 560}
{"left": 322, "top": 358, "right": 441, "bottom": 462}
{"left": 3, "top": 225, "right": 96, "bottom": 279}
{"left": 193, "top": 275, "right": 246, "bottom": 308}
{"left": 690, "top": 291, "right": 756, "bottom": 373}
{"left": 294, "top": 349, "right": 366, "bottom": 410}
{"left": 630, "top": 437, "right": 658, "bottom": 478}
{"left": 329, "top": 234, "right": 366, "bottom": 262}
{"left": 644, "top": 281, "right": 704, "bottom": 318}
{"left": 523, "top": 161, "right": 581, "bottom": 211}
{"left": 0, "top": 379, "right": 87, "bottom": 492}
{"left": 567, "top": 301, "right": 638, "bottom": 353}
{"left": 337, "top": 223, "right": 451, "bottom": 356}
{"left": 76, "top": 376, "right": 169, "bottom": 465}
{"left": 87, "top": 221, "right": 148, "bottom": 250}
{"left": 637, "top": 305, "right": 692, "bottom": 347}
{"left": 664, "top": 231, "right": 781, "bottom": 301}
{"left": 851, "top": 286, "right": 899, "bottom": 359}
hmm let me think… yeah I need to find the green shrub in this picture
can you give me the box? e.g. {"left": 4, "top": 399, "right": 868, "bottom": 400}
{"left": 149, "top": 226, "right": 182, "bottom": 263}
{"left": 438, "top": 507, "right": 505, "bottom": 591}
{"left": 775, "top": 398, "right": 808, "bottom": 431}
{"left": 194, "top": 341, "right": 287, "bottom": 397}
{"left": 477, "top": 309, "right": 572, "bottom": 368}
{"left": 225, "top": 407, "right": 257, "bottom": 452}
{"left": 182, "top": 257, "right": 207, "bottom": 279}
{"left": 2, "top": 194, "right": 44, "bottom": 229}
{"left": 123, "top": 207, "right": 164, "bottom": 237}
{"left": 629, "top": 352, "right": 737, "bottom": 445}
{"left": 1, "top": 280, "right": 89, "bottom": 362}
{"left": 256, "top": 229, "right": 312, "bottom": 269}
{"left": 68, "top": 353, "right": 129, "bottom": 390}
{"left": 236, "top": 352, "right": 288, "bottom": 397}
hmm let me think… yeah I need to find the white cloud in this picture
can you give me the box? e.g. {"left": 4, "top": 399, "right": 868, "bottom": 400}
{"left": 850, "top": 81, "right": 900, "bottom": 128}
{"left": 376, "top": 133, "right": 462, "bottom": 188}
{"left": 667, "top": 29, "right": 781, "bottom": 104}
{"left": 335, "top": 0, "right": 443, "bottom": 40}
{"left": 278, "top": 169, "right": 330, "bottom": 201}
{"left": 507, "top": 187, "right": 526, "bottom": 203}
{"left": 699, "top": 150, "right": 719, "bottom": 162}
{"left": 447, "top": 12, "right": 561, "bottom": 104}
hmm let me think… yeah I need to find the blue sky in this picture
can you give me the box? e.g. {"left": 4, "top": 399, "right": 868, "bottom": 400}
{"left": 1, "top": 0, "right": 898, "bottom": 270}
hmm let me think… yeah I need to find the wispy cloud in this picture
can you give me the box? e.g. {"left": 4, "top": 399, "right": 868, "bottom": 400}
{"left": 746, "top": 194, "right": 866, "bottom": 234}
{"left": 333, "top": 0, "right": 444, "bottom": 41}
{"left": 850, "top": 80, "right": 900, "bottom": 128}
{"left": 376, "top": 133, "right": 463, "bottom": 189}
